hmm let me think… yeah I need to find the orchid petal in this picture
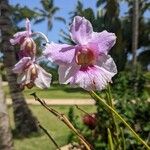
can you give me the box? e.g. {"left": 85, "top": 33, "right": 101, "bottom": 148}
{"left": 16, "top": 63, "right": 33, "bottom": 85}
{"left": 97, "top": 54, "right": 117, "bottom": 75}
{"left": 70, "top": 16, "right": 93, "bottom": 45}
{"left": 26, "top": 18, "right": 32, "bottom": 35}
{"left": 10, "top": 31, "right": 28, "bottom": 45}
{"left": 18, "top": 50, "right": 31, "bottom": 59}
{"left": 17, "top": 72, "right": 26, "bottom": 84}
{"left": 58, "top": 64, "right": 80, "bottom": 84}
{"left": 25, "top": 65, "right": 33, "bottom": 84}
{"left": 34, "top": 65, "right": 52, "bottom": 88}
{"left": 10, "top": 18, "right": 32, "bottom": 45}
{"left": 12, "top": 57, "right": 31, "bottom": 74}
{"left": 70, "top": 65, "right": 115, "bottom": 91}
{"left": 88, "top": 31, "right": 116, "bottom": 55}
{"left": 44, "top": 42, "right": 76, "bottom": 65}
{"left": 69, "top": 67, "right": 97, "bottom": 91}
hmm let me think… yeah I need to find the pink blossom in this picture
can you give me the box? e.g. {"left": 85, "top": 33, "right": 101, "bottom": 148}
{"left": 10, "top": 18, "right": 36, "bottom": 58}
{"left": 13, "top": 57, "right": 52, "bottom": 89}
{"left": 10, "top": 18, "right": 32, "bottom": 45}
{"left": 44, "top": 16, "right": 117, "bottom": 91}
{"left": 10, "top": 18, "right": 52, "bottom": 89}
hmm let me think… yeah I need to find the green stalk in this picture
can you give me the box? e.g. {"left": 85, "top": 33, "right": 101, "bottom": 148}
{"left": 106, "top": 85, "right": 121, "bottom": 149}
{"left": 121, "top": 128, "right": 126, "bottom": 150}
{"left": 108, "top": 128, "right": 114, "bottom": 150}
{"left": 91, "top": 91, "right": 150, "bottom": 150}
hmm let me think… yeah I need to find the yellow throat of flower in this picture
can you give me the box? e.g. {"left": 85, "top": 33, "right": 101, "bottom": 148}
{"left": 76, "top": 50, "right": 95, "bottom": 66}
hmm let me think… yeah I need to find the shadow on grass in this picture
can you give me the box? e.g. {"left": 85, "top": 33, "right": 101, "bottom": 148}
{"left": 12, "top": 129, "right": 43, "bottom": 139}
{"left": 51, "top": 83, "right": 87, "bottom": 93}
{"left": 63, "top": 87, "right": 86, "bottom": 93}
{"left": 35, "top": 84, "right": 87, "bottom": 94}
{"left": 12, "top": 126, "right": 53, "bottom": 140}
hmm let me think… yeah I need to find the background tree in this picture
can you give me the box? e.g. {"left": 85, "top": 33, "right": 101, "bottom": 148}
{"left": 0, "top": 0, "right": 38, "bottom": 136}
{"left": 35, "top": 0, "right": 65, "bottom": 34}
{"left": 102, "top": 0, "right": 127, "bottom": 71}
{"left": 131, "top": 0, "right": 139, "bottom": 66}
{"left": 0, "top": 74, "right": 14, "bottom": 150}
{"left": 122, "top": 0, "right": 150, "bottom": 69}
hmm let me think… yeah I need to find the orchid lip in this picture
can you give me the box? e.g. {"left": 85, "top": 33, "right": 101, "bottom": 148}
{"left": 76, "top": 49, "right": 96, "bottom": 66}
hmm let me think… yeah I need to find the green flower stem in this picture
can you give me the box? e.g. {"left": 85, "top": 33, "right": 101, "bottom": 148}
{"left": 121, "top": 128, "right": 126, "bottom": 150}
{"left": 106, "top": 85, "right": 121, "bottom": 147}
{"left": 91, "top": 91, "right": 150, "bottom": 150}
{"left": 108, "top": 128, "right": 114, "bottom": 150}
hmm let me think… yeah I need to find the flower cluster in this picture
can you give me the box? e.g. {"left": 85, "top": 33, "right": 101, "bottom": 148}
{"left": 10, "top": 18, "right": 51, "bottom": 89}
{"left": 10, "top": 16, "right": 117, "bottom": 91}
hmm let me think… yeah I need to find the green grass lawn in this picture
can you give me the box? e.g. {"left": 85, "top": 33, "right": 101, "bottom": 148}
{"left": 8, "top": 105, "right": 96, "bottom": 150}
{"left": 4, "top": 84, "right": 90, "bottom": 99}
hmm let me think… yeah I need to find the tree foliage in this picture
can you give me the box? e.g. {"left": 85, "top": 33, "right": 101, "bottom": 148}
{"left": 34, "top": 0, "right": 65, "bottom": 33}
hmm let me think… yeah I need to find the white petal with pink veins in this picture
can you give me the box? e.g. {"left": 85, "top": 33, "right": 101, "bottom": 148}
{"left": 70, "top": 65, "right": 116, "bottom": 91}
{"left": 70, "top": 16, "right": 93, "bottom": 45}
{"left": 58, "top": 64, "right": 80, "bottom": 84}
{"left": 34, "top": 65, "right": 52, "bottom": 88}
{"left": 97, "top": 54, "right": 117, "bottom": 75}
{"left": 12, "top": 57, "right": 31, "bottom": 74}
{"left": 44, "top": 42, "right": 76, "bottom": 65}
{"left": 88, "top": 31, "right": 116, "bottom": 55}
{"left": 10, "top": 31, "right": 28, "bottom": 45}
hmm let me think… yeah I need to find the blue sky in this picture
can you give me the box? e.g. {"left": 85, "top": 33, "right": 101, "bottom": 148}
{"left": 10, "top": 0, "right": 98, "bottom": 42}
{"left": 10, "top": 0, "right": 149, "bottom": 43}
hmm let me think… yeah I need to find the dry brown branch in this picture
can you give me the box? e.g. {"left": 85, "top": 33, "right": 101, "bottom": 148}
{"left": 31, "top": 92, "right": 92, "bottom": 150}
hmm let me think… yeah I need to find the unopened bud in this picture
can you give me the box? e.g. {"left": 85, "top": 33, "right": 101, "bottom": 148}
{"left": 83, "top": 113, "right": 97, "bottom": 130}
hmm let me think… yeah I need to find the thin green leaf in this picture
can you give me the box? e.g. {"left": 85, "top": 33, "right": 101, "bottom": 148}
{"left": 108, "top": 128, "right": 114, "bottom": 150}
{"left": 121, "top": 128, "right": 126, "bottom": 150}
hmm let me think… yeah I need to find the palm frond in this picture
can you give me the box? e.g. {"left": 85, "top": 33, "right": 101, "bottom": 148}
{"left": 54, "top": 16, "right": 66, "bottom": 24}
{"left": 34, "top": 18, "right": 45, "bottom": 24}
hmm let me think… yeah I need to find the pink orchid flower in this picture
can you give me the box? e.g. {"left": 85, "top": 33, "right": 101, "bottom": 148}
{"left": 44, "top": 16, "right": 117, "bottom": 91}
{"left": 10, "top": 18, "right": 36, "bottom": 57}
{"left": 13, "top": 57, "right": 52, "bottom": 89}
{"left": 10, "top": 18, "right": 31, "bottom": 45}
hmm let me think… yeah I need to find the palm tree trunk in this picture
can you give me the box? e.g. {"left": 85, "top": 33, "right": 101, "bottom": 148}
{"left": 0, "top": 75, "right": 14, "bottom": 150}
{"left": 0, "top": 0, "right": 39, "bottom": 136}
{"left": 132, "top": 0, "right": 139, "bottom": 66}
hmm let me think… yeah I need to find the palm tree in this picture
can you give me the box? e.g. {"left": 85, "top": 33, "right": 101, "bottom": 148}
{"left": 0, "top": 0, "right": 38, "bottom": 136}
{"left": 132, "top": 0, "right": 139, "bottom": 66}
{"left": 0, "top": 74, "right": 14, "bottom": 150}
{"left": 35, "top": 0, "right": 65, "bottom": 34}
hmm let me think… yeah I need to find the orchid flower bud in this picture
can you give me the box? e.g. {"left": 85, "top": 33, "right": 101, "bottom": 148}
{"left": 83, "top": 113, "right": 97, "bottom": 130}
